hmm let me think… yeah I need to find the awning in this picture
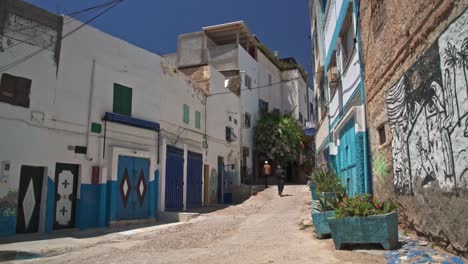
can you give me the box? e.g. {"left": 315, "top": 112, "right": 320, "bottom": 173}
{"left": 103, "top": 112, "right": 160, "bottom": 131}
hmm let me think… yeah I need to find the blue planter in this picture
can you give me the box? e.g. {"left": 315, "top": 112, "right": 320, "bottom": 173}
{"left": 327, "top": 211, "right": 398, "bottom": 250}
{"left": 312, "top": 209, "right": 334, "bottom": 238}
{"left": 309, "top": 184, "right": 319, "bottom": 200}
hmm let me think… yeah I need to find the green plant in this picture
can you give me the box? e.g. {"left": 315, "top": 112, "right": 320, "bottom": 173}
{"left": 254, "top": 111, "right": 304, "bottom": 164}
{"left": 309, "top": 169, "right": 345, "bottom": 193}
{"left": 312, "top": 195, "right": 341, "bottom": 212}
{"left": 335, "top": 194, "right": 397, "bottom": 218}
{"left": 374, "top": 152, "right": 388, "bottom": 183}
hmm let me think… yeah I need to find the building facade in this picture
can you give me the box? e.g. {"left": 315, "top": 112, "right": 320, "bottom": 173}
{"left": 360, "top": 0, "right": 468, "bottom": 256}
{"left": 310, "top": 0, "right": 372, "bottom": 196}
{"left": 174, "top": 21, "right": 310, "bottom": 185}
{"left": 0, "top": 2, "right": 309, "bottom": 237}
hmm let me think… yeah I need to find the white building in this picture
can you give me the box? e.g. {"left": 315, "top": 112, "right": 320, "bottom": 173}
{"left": 174, "top": 21, "right": 309, "bottom": 185}
{"left": 0, "top": 2, "right": 240, "bottom": 236}
{"left": 0, "top": 3, "right": 309, "bottom": 237}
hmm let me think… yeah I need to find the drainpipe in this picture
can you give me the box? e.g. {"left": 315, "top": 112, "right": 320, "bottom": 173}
{"left": 354, "top": 0, "right": 372, "bottom": 195}
{"left": 85, "top": 58, "right": 96, "bottom": 162}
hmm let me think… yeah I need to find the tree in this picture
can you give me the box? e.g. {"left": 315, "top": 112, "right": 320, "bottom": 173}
{"left": 254, "top": 112, "right": 304, "bottom": 165}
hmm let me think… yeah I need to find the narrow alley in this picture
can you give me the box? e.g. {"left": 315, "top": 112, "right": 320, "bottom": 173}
{"left": 1, "top": 186, "right": 384, "bottom": 264}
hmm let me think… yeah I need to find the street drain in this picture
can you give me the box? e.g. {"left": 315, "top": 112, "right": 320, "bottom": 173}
{"left": 0, "top": 251, "right": 43, "bottom": 261}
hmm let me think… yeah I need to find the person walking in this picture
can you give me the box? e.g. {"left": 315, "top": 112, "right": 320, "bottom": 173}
{"left": 275, "top": 165, "right": 286, "bottom": 196}
{"left": 263, "top": 161, "right": 271, "bottom": 188}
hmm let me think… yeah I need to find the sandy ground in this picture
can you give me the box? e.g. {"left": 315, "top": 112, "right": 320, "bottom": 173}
{"left": 11, "top": 185, "right": 385, "bottom": 264}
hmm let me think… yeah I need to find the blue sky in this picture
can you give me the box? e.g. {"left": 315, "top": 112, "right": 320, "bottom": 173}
{"left": 26, "top": 0, "right": 312, "bottom": 77}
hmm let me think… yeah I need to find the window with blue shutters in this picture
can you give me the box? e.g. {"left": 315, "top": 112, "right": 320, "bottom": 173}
{"left": 183, "top": 104, "right": 190, "bottom": 124}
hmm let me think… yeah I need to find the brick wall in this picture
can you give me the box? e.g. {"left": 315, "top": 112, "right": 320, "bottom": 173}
{"left": 360, "top": 0, "right": 468, "bottom": 256}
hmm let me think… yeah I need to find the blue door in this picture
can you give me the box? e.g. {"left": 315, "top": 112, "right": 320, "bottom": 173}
{"left": 338, "top": 119, "right": 357, "bottom": 197}
{"left": 117, "top": 156, "right": 150, "bottom": 220}
{"left": 165, "top": 146, "right": 184, "bottom": 211}
{"left": 187, "top": 151, "right": 203, "bottom": 208}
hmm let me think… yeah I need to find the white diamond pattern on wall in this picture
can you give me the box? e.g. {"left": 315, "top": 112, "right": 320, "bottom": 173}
{"left": 22, "top": 179, "right": 36, "bottom": 229}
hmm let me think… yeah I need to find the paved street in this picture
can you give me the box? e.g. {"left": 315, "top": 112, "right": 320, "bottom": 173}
{"left": 3, "top": 186, "right": 384, "bottom": 264}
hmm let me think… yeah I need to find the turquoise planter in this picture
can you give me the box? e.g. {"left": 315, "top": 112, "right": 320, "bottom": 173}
{"left": 312, "top": 209, "right": 334, "bottom": 238}
{"left": 327, "top": 211, "right": 398, "bottom": 250}
{"left": 309, "top": 184, "right": 319, "bottom": 200}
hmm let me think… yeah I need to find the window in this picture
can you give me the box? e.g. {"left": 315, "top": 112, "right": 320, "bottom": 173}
{"left": 339, "top": 8, "right": 355, "bottom": 69}
{"left": 0, "top": 73, "right": 31, "bottom": 108}
{"left": 183, "top": 104, "right": 190, "bottom": 124}
{"left": 378, "top": 124, "right": 386, "bottom": 145}
{"left": 113, "top": 83, "right": 132, "bottom": 116}
{"left": 268, "top": 74, "right": 272, "bottom": 86}
{"left": 259, "top": 99, "right": 269, "bottom": 114}
{"left": 273, "top": 108, "right": 280, "bottom": 116}
{"left": 299, "top": 113, "right": 303, "bottom": 124}
{"left": 244, "top": 113, "right": 251, "bottom": 128}
{"left": 245, "top": 74, "right": 252, "bottom": 89}
{"left": 195, "top": 111, "right": 201, "bottom": 129}
{"left": 226, "top": 126, "right": 233, "bottom": 142}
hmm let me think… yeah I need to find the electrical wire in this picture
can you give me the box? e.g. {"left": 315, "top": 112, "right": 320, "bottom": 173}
{"left": 0, "top": 0, "right": 123, "bottom": 73}
{"left": 2, "top": 0, "right": 121, "bottom": 34}
{"left": 1, "top": 8, "right": 111, "bottom": 52}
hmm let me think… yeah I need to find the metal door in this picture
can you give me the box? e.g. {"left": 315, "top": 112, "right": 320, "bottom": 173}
{"left": 165, "top": 146, "right": 184, "bottom": 211}
{"left": 338, "top": 119, "right": 357, "bottom": 196}
{"left": 16, "top": 166, "right": 44, "bottom": 233}
{"left": 187, "top": 151, "right": 203, "bottom": 208}
{"left": 117, "top": 156, "right": 150, "bottom": 220}
{"left": 54, "top": 163, "right": 78, "bottom": 230}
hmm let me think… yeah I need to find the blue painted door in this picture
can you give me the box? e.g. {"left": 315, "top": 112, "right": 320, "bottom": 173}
{"left": 165, "top": 146, "right": 184, "bottom": 211}
{"left": 117, "top": 156, "right": 150, "bottom": 220}
{"left": 187, "top": 151, "right": 203, "bottom": 208}
{"left": 338, "top": 119, "right": 357, "bottom": 197}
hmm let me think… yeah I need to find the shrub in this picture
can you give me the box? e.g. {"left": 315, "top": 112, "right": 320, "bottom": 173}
{"left": 335, "top": 194, "right": 397, "bottom": 218}
{"left": 309, "top": 169, "right": 345, "bottom": 193}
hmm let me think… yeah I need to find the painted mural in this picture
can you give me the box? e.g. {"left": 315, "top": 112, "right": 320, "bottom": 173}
{"left": 386, "top": 11, "right": 468, "bottom": 194}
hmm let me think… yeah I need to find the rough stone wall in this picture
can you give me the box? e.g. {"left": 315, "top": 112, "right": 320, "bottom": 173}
{"left": 360, "top": 0, "right": 468, "bottom": 256}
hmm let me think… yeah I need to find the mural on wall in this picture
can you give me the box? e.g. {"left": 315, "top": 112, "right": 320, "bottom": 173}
{"left": 387, "top": 10, "right": 468, "bottom": 195}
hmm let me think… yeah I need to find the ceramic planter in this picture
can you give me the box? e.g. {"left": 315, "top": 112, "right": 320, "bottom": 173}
{"left": 327, "top": 211, "right": 398, "bottom": 250}
{"left": 311, "top": 209, "right": 334, "bottom": 238}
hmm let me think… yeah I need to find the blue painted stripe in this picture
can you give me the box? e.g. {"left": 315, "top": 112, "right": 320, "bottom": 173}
{"left": 45, "top": 176, "right": 55, "bottom": 233}
{"left": 107, "top": 180, "right": 117, "bottom": 222}
{"left": 0, "top": 211, "right": 16, "bottom": 236}
{"left": 324, "top": 0, "right": 351, "bottom": 71}
{"left": 76, "top": 183, "right": 108, "bottom": 230}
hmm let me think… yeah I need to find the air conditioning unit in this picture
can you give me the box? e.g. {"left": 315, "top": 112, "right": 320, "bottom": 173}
{"left": 328, "top": 66, "right": 340, "bottom": 87}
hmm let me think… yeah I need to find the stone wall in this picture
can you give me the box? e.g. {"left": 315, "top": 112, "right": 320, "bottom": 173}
{"left": 360, "top": 0, "right": 468, "bottom": 257}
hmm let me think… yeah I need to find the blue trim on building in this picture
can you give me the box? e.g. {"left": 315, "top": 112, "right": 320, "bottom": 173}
{"left": 76, "top": 183, "right": 107, "bottom": 230}
{"left": 98, "top": 181, "right": 107, "bottom": 227}
{"left": 107, "top": 180, "right": 117, "bottom": 222}
{"left": 103, "top": 112, "right": 160, "bottom": 131}
{"left": 354, "top": 0, "right": 372, "bottom": 195}
{"left": 45, "top": 176, "right": 55, "bottom": 233}
{"left": 149, "top": 170, "right": 159, "bottom": 219}
{"left": 324, "top": 0, "right": 351, "bottom": 71}
{"left": 0, "top": 209, "right": 16, "bottom": 236}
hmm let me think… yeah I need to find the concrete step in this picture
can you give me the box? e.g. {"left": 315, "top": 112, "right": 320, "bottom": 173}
{"left": 158, "top": 212, "right": 200, "bottom": 223}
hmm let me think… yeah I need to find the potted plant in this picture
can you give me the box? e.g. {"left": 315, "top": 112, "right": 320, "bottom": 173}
{"left": 327, "top": 194, "right": 398, "bottom": 250}
{"left": 309, "top": 169, "right": 344, "bottom": 201}
{"left": 311, "top": 193, "right": 342, "bottom": 238}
